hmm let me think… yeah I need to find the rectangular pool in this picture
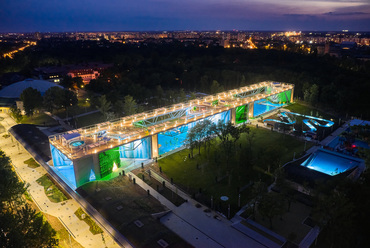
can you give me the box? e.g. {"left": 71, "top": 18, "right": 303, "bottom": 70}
{"left": 301, "top": 149, "right": 362, "bottom": 176}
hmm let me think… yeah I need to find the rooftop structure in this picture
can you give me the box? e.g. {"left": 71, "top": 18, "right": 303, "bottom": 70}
{"left": 0, "top": 78, "right": 62, "bottom": 98}
{"left": 49, "top": 81, "right": 294, "bottom": 189}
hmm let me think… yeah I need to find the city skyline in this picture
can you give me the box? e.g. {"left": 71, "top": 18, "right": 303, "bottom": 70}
{"left": 1, "top": 0, "right": 370, "bottom": 32}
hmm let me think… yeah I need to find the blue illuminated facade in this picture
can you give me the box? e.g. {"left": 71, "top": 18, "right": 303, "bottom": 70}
{"left": 50, "top": 144, "right": 77, "bottom": 189}
{"left": 119, "top": 137, "right": 151, "bottom": 159}
{"left": 158, "top": 110, "right": 231, "bottom": 155}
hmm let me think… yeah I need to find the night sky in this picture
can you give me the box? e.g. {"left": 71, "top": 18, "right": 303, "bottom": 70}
{"left": 1, "top": 0, "right": 370, "bottom": 32}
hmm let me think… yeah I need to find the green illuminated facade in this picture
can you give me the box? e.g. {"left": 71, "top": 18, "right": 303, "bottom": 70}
{"left": 272, "top": 89, "right": 292, "bottom": 104}
{"left": 98, "top": 147, "right": 121, "bottom": 178}
{"left": 235, "top": 104, "right": 249, "bottom": 124}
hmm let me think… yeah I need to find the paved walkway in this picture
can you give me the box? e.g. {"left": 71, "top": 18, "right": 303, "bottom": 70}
{"left": 300, "top": 120, "right": 350, "bottom": 156}
{"left": 44, "top": 111, "right": 74, "bottom": 131}
{"left": 0, "top": 113, "right": 119, "bottom": 248}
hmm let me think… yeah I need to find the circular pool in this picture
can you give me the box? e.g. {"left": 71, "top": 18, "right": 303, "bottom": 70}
{"left": 69, "top": 140, "right": 85, "bottom": 149}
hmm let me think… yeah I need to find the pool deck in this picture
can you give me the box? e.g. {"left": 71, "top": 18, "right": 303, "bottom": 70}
{"left": 305, "top": 120, "right": 351, "bottom": 155}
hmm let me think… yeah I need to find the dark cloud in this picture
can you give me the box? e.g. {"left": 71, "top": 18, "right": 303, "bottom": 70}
{"left": 0, "top": 0, "right": 369, "bottom": 32}
{"left": 323, "top": 11, "right": 369, "bottom": 15}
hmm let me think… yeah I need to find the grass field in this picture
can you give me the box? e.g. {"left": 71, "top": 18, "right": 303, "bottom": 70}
{"left": 36, "top": 174, "right": 68, "bottom": 203}
{"left": 75, "top": 112, "right": 104, "bottom": 128}
{"left": 24, "top": 158, "right": 39, "bottom": 168}
{"left": 21, "top": 113, "right": 58, "bottom": 126}
{"left": 156, "top": 125, "right": 313, "bottom": 216}
{"left": 54, "top": 100, "right": 96, "bottom": 119}
{"left": 77, "top": 176, "right": 192, "bottom": 248}
{"left": 74, "top": 207, "right": 103, "bottom": 235}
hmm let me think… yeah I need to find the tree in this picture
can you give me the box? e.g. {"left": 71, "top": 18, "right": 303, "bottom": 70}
{"left": 0, "top": 150, "right": 26, "bottom": 209}
{"left": 0, "top": 150, "right": 58, "bottom": 247}
{"left": 212, "top": 121, "right": 235, "bottom": 167}
{"left": 20, "top": 87, "right": 42, "bottom": 116}
{"left": 0, "top": 205, "right": 58, "bottom": 247}
{"left": 274, "top": 166, "right": 295, "bottom": 211}
{"left": 210, "top": 80, "right": 224, "bottom": 94}
{"left": 10, "top": 105, "right": 22, "bottom": 123}
{"left": 258, "top": 193, "right": 285, "bottom": 229}
{"left": 251, "top": 180, "right": 267, "bottom": 220}
{"left": 177, "top": 88, "right": 187, "bottom": 102}
{"left": 123, "top": 95, "right": 137, "bottom": 116}
{"left": 185, "top": 127, "right": 197, "bottom": 158}
{"left": 312, "top": 191, "right": 355, "bottom": 248}
{"left": 61, "top": 89, "right": 78, "bottom": 118}
{"left": 113, "top": 100, "right": 124, "bottom": 116}
{"left": 203, "top": 120, "right": 216, "bottom": 156}
{"left": 304, "top": 84, "right": 319, "bottom": 106}
{"left": 43, "top": 86, "right": 64, "bottom": 112}
{"left": 96, "top": 95, "right": 113, "bottom": 121}
{"left": 61, "top": 75, "right": 83, "bottom": 89}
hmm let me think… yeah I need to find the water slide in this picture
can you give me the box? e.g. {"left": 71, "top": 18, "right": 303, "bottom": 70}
{"left": 303, "top": 119, "right": 317, "bottom": 132}
{"left": 263, "top": 111, "right": 334, "bottom": 133}
{"left": 264, "top": 112, "right": 295, "bottom": 125}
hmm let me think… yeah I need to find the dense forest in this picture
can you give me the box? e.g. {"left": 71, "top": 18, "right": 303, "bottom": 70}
{"left": 1, "top": 39, "right": 369, "bottom": 118}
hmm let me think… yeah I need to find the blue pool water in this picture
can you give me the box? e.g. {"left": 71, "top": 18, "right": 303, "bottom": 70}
{"left": 301, "top": 149, "right": 360, "bottom": 176}
{"left": 70, "top": 140, "right": 84, "bottom": 147}
{"left": 253, "top": 99, "right": 285, "bottom": 117}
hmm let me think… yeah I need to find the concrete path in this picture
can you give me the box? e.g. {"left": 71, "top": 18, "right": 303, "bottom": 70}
{"left": 44, "top": 111, "right": 74, "bottom": 131}
{"left": 0, "top": 113, "right": 119, "bottom": 248}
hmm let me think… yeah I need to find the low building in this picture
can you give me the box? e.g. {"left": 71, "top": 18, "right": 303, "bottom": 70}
{"left": 0, "top": 78, "right": 62, "bottom": 114}
{"left": 34, "top": 63, "right": 113, "bottom": 84}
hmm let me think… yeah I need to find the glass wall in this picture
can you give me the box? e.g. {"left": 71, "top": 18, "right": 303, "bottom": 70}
{"left": 158, "top": 110, "right": 231, "bottom": 155}
{"left": 50, "top": 144, "right": 76, "bottom": 189}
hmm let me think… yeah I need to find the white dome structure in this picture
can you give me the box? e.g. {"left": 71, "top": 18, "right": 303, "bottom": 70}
{"left": 0, "top": 78, "right": 63, "bottom": 98}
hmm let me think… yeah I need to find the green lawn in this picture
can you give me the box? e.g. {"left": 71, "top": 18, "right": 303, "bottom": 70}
{"left": 54, "top": 99, "right": 96, "bottom": 119}
{"left": 285, "top": 101, "right": 336, "bottom": 120}
{"left": 24, "top": 158, "right": 39, "bottom": 168}
{"left": 36, "top": 174, "right": 68, "bottom": 203}
{"left": 74, "top": 207, "right": 103, "bottom": 235}
{"left": 21, "top": 113, "right": 58, "bottom": 126}
{"left": 77, "top": 176, "right": 192, "bottom": 248}
{"left": 75, "top": 112, "right": 104, "bottom": 128}
{"left": 136, "top": 171, "right": 186, "bottom": 207}
{"left": 157, "top": 126, "right": 313, "bottom": 216}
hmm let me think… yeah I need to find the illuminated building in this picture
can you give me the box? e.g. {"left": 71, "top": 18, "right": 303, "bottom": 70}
{"left": 49, "top": 81, "right": 294, "bottom": 190}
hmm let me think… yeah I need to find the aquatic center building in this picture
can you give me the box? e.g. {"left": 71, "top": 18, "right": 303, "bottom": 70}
{"left": 49, "top": 81, "right": 294, "bottom": 189}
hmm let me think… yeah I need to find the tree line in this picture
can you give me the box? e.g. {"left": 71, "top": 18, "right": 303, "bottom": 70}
{"left": 1, "top": 39, "right": 369, "bottom": 119}
{"left": 10, "top": 86, "right": 78, "bottom": 122}
{"left": 0, "top": 150, "right": 58, "bottom": 247}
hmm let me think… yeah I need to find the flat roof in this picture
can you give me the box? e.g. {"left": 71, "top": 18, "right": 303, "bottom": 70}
{"left": 49, "top": 81, "right": 294, "bottom": 160}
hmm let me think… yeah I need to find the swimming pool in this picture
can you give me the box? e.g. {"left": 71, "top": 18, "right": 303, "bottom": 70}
{"left": 301, "top": 149, "right": 361, "bottom": 176}
{"left": 69, "top": 140, "right": 85, "bottom": 149}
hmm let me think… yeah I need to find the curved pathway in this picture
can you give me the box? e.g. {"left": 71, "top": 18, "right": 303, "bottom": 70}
{"left": 0, "top": 113, "right": 119, "bottom": 248}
